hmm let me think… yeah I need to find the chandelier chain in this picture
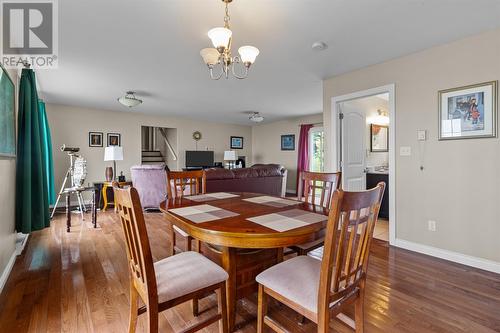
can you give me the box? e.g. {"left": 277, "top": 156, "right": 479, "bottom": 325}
{"left": 224, "top": 1, "right": 230, "bottom": 28}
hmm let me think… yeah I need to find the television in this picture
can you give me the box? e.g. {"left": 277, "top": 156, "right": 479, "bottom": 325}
{"left": 185, "top": 151, "right": 214, "bottom": 168}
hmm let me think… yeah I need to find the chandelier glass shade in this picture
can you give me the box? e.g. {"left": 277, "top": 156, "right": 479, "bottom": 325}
{"left": 201, "top": 0, "right": 259, "bottom": 80}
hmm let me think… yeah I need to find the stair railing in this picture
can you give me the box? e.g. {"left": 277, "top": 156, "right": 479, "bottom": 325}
{"left": 158, "top": 128, "right": 178, "bottom": 161}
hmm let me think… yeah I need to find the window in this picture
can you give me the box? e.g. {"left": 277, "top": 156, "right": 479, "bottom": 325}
{"left": 309, "top": 126, "right": 324, "bottom": 172}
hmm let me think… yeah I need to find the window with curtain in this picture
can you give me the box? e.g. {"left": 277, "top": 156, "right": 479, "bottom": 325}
{"left": 308, "top": 126, "right": 324, "bottom": 172}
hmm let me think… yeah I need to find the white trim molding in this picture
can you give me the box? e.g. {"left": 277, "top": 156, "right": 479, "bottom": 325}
{"left": 330, "top": 84, "right": 396, "bottom": 246}
{"left": 0, "top": 251, "right": 17, "bottom": 294}
{"left": 394, "top": 238, "right": 500, "bottom": 274}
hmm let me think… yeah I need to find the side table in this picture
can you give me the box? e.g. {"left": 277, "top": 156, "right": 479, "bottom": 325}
{"left": 102, "top": 181, "right": 132, "bottom": 211}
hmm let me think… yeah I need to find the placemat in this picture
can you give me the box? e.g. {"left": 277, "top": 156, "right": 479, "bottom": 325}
{"left": 247, "top": 209, "right": 327, "bottom": 232}
{"left": 186, "top": 192, "right": 240, "bottom": 202}
{"left": 168, "top": 204, "right": 238, "bottom": 223}
{"left": 242, "top": 195, "right": 299, "bottom": 208}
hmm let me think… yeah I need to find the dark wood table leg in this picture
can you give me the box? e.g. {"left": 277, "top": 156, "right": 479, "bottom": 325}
{"left": 66, "top": 193, "right": 71, "bottom": 232}
{"left": 92, "top": 188, "right": 98, "bottom": 228}
{"left": 221, "top": 247, "right": 237, "bottom": 332}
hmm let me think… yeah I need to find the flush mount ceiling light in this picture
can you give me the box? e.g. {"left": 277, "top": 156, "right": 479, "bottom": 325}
{"left": 373, "top": 109, "right": 390, "bottom": 125}
{"left": 249, "top": 112, "right": 264, "bottom": 123}
{"left": 117, "top": 91, "right": 142, "bottom": 108}
{"left": 200, "top": 0, "right": 259, "bottom": 80}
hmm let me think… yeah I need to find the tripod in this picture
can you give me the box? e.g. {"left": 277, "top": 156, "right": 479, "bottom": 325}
{"left": 50, "top": 152, "right": 87, "bottom": 220}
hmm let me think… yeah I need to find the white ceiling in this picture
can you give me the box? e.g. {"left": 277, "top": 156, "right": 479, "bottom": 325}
{"left": 38, "top": 0, "right": 500, "bottom": 125}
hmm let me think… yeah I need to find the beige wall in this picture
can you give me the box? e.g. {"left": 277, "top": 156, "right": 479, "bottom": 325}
{"left": 252, "top": 114, "right": 323, "bottom": 192}
{"left": 324, "top": 28, "right": 500, "bottom": 262}
{"left": 0, "top": 68, "right": 18, "bottom": 286}
{"left": 47, "top": 104, "right": 252, "bottom": 200}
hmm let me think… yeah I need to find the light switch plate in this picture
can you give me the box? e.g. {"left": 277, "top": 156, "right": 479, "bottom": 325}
{"left": 400, "top": 146, "right": 411, "bottom": 156}
{"left": 417, "top": 130, "right": 427, "bottom": 141}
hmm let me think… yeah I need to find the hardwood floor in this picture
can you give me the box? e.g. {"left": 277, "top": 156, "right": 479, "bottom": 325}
{"left": 1, "top": 211, "right": 499, "bottom": 332}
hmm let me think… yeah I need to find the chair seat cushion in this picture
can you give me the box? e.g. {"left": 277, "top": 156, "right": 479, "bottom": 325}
{"left": 173, "top": 225, "right": 189, "bottom": 237}
{"left": 294, "top": 237, "right": 325, "bottom": 251}
{"left": 256, "top": 255, "right": 321, "bottom": 313}
{"left": 307, "top": 246, "right": 324, "bottom": 260}
{"left": 154, "top": 251, "right": 228, "bottom": 303}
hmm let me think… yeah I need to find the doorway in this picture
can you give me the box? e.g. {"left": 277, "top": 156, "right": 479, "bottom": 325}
{"left": 330, "top": 84, "right": 395, "bottom": 244}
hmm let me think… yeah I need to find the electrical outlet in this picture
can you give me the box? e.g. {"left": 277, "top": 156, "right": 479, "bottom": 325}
{"left": 428, "top": 220, "right": 436, "bottom": 232}
{"left": 417, "top": 130, "right": 427, "bottom": 141}
{"left": 400, "top": 146, "right": 411, "bottom": 156}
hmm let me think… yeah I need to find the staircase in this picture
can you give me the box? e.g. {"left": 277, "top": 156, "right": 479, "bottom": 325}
{"left": 141, "top": 150, "right": 165, "bottom": 164}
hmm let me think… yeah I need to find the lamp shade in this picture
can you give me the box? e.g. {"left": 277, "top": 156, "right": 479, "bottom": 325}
{"left": 104, "top": 146, "right": 123, "bottom": 161}
{"left": 224, "top": 150, "right": 237, "bottom": 161}
{"left": 238, "top": 45, "right": 259, "bottom": 64}
{"left": 208, "top": 27, "right": 232, "bottom": 50}
{"left": 200, "top": 48, "right": 220, "bottom": 66}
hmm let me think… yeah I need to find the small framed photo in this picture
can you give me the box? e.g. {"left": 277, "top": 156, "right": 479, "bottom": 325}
{"left": 439, "top": 81, "right": 497, "bottom": 140}
{"left": 281, "top": 134, "right": 295, "bottom": 151}
{"left": 107, "top": 133, "right": 121, "bottom": 146}
{"left": 230, "top": 136, "right": 243, "bottom": 149}
{"left": 89, "top": 132, "right": 103, "bottom": 147}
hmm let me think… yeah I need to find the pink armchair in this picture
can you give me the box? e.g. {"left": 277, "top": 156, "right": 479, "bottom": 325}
{"left": 130, "top": 164, "right": 167, "bottom": 210}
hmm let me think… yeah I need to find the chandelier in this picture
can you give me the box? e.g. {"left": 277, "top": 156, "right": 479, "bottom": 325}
{"left": 200, "top": 0, "right": 259, "bottom": 80}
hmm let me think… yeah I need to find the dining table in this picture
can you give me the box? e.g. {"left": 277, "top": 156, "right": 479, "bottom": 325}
{"left": 159, "top": 192, "right": 329, "bottom": 331}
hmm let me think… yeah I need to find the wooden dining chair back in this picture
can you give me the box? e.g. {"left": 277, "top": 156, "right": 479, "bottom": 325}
{"left": 289, "top": 171, "right": 342, "bottom": 256}
{"left": 115, "top": 186, "right": 229, "bottom": 333}
{"left": 297, "top": 171, "right": 342, "bottom": 208}
{"left": 114, "top": 186, "right": 159, "bottom": 327}
{"left": 317, "top": 182, "right": 385, "bottom": 331}
{"left": 167, "top": 170, "right": 206, "bottom": 199}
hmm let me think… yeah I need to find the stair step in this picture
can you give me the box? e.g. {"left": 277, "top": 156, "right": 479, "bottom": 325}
{"left": 142, "top": 151, "right": 162, "bottom": 157}
{"left": 141, "top": 161, "right": 165, "bottom": 165}
{"left": 142, "top": 156, "right": 164, "bottom": 162}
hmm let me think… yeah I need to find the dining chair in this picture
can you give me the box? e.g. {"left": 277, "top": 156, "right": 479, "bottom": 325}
{"left": 289, "top": 171, "right": 342, "bottom": 256}
{"left": 166, "top": 170, "right": 206, "bottom": 256}
{"left": 114, "top": 186, "right": 228, "bottom": 333}
{"left": 256, "top": 183, "right": 385, "bottom": 333}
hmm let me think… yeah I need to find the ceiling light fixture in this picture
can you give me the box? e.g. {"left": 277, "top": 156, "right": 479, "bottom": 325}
{"left": 373, "top": 109, "right": 390, "bottom": 125}
{"left": 200, "top": 0, "right": 259, "bottom": 80}
{"left": 117, "top": 91, "right": 142, "bottom": 108}
{"left": 249, "top": 112, "right": 264, "bottom": 123}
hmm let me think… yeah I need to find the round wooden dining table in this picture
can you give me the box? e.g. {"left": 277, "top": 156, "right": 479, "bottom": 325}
{"left": 160, "top": 192, "right": 329, "bottom": 331}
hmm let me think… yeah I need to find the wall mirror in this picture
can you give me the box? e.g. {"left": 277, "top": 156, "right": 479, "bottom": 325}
{"left": 370, "top": 124, "right": 389, "bottom": 152}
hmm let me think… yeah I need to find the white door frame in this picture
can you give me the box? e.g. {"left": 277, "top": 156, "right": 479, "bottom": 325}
{"left": 330, "top": 84, "right": 396, "bottom": 245}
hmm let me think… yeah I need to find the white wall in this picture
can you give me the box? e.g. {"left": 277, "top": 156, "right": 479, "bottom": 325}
{"left": 324, "top": 28, "right": 500, "bottom": 263}
{"left": 0, "top": 68, "right": 18, "bottom": 290}
{"left": 47, "top": 104, "right": 253, "bottom": 200}
{"left": 252, "top": 114, "right": 323, "bottom": 192}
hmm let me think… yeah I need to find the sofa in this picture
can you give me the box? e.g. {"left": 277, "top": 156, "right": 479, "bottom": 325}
{"left": 204, "top": 164, "right": 287, "bottom": 197}
{"left": 130, "top": 164, "right": 167, "bottom": 209}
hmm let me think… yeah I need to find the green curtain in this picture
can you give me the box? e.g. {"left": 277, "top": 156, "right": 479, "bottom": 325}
{"left": 15, "top": 69, "right": 50, "bottom": 233}
{"left": 39, "top": 100, "right": 55, "bottom": 205}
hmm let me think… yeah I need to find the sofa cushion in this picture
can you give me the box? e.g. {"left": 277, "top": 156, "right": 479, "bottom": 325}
{"left": 251, "top": 164, "right": 284, "bottom": 177}
{"left": 233, "top": 168, "right": 259, "bottom": 178}
{"left": 204, "top": 168, "right": 235, "bottom": 180}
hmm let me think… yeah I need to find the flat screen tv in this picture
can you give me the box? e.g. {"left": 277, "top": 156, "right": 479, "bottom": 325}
{"left": 185, "top": 151, "right": 214, "bottom": 168}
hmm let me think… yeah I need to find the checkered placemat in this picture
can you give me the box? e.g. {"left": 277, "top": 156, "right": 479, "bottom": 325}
{"left": 247, "top": 209, "right": 327, "bottom": 232}
{"left": 242, "top": 196, "right": 300, "bottom": 208}
{"left": 186, "top": 192, "right": 240, "bottom": 202}
{"left": 168, "top": 204, "right": 239, "bottom": 223}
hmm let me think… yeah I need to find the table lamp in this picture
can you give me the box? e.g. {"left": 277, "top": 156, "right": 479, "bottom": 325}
{"left": 104, "top": 146, "right": 123, "bottom": 181}
{"left": 224, "top": 150, "right": 237, "bottom": 169}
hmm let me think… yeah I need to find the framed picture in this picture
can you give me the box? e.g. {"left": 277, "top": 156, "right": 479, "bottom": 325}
{"left": 89, "top": 132, "right": 103, "bottom": 147}
{"left": 0, "top": 64, "right": 15, "bottom": 158}
{"left": 281, "top": 134, "right": 295, "bottom": 151}
{"left": 230, "top": 136, "right": 243, "bottom": 149}
{"left": 107, "top": 133, "right": 121, "bottom": 146}
{"left": 438, "top": 81, "right": 497, "bottom": 140}
{"left": 370, "top": 124, "right": 388, "bottom": 152}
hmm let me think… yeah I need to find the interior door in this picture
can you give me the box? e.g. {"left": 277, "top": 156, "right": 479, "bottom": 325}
{"left": 340, "top": 102, "right": 366, "bottom": 191}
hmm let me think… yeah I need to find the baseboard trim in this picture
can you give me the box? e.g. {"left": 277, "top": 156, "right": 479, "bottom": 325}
{"left": 15, "top": 233, "right": 29, "bottom": 255}
{"left": 393, "top": 238, "right": 500, "bottom": 274}
{"left": 0, "top": 250, "right": 16, "bottom": 294}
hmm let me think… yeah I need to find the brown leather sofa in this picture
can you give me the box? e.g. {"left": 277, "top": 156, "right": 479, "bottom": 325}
{"left": 204, "top": 164, "right": 287, "bottom": 197}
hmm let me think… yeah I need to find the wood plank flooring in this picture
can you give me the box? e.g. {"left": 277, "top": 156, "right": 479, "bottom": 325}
{"left": 0, "top": 211, "right": 499, "bottom": 332}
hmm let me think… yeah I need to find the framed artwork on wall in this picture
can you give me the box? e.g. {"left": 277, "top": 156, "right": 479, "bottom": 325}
{"left": 89, "top": 132, "right": 103, "bottom": 147}
{"left": 281, "top": 134, "right": 295, "bottom": 151}
{"left": 438, "top": 81, "right": 497, "bottom": 140}
{"left": 0, "top": 64, "right": 15, "bottom": 158}
{"left": 230, "top": 136, "right": 243, "bottom": 149}
{"left": 370, "top": 124, "right": 388, "bottom": 152}
{"left": 107, "top": 133, "right": 121, "bottom": 146}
